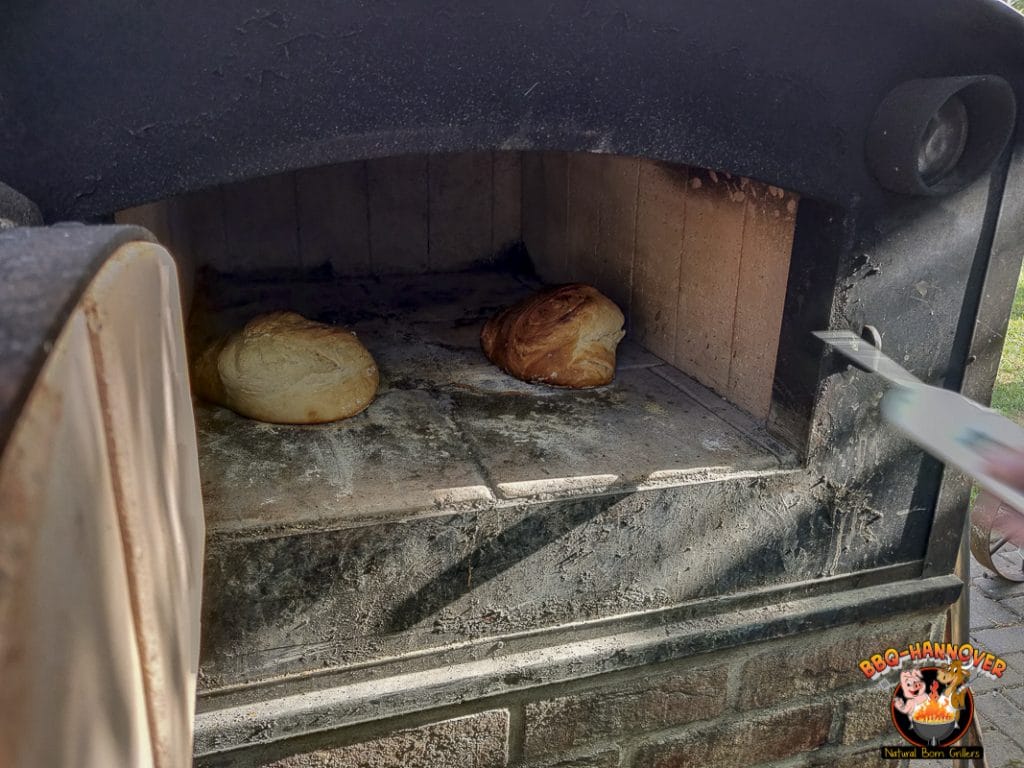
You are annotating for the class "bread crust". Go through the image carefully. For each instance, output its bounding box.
[191,311,379,423]
[481,284,625,388]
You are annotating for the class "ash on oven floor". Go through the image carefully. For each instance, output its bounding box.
[192,269,796,534]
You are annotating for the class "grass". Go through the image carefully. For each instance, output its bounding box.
[991,268,1024,425]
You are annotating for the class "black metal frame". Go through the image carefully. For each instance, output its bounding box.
[3,0,1023,220]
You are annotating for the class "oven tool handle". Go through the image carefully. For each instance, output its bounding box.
[814,330,1024,517]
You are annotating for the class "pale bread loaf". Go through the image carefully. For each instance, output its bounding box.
[192,311,378,423]
[481,284,625,388]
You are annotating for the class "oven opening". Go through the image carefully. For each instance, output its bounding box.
[117,150,800,535]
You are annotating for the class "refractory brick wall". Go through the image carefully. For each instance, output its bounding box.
[520,154,798,419]
[203,610,943,768]
[115,152,524,281]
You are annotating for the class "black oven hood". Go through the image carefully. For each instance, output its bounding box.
[2,0,1024,221]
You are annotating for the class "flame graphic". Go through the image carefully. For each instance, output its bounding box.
[912,697,957,724]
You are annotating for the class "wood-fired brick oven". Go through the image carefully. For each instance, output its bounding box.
[3,2,1024,767]
[113,147,805,692]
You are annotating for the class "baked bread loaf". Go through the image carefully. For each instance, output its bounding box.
[192,311,378,423]
[481,284,625,388]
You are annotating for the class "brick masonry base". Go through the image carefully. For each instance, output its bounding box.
[211,611,944,768]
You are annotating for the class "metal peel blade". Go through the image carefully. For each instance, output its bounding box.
[813,330,921,386]
[814,329,1024,517]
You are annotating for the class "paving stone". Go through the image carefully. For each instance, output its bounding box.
[1000,684,1024,711]
[977,728,1024,767]
[972,593,1022,629]
[973,572,1024,601]
[971,627,1024,658]
[970,552,1024,768]
[974,691,1024,749]
[1003,595,1024,618]
[968,652,1024,694]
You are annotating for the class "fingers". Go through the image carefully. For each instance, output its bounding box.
[984,449,1024,492]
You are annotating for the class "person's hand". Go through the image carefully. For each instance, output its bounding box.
[978,449,1024,547]
[984,449,1024,494]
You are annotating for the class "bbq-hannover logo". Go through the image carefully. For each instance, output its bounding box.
[891,664,973,748]
[858,641,1007,760]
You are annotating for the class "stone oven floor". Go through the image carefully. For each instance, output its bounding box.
[193,268,796,534]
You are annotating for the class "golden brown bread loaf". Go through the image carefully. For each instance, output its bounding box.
[191,311,379,423]
[481,284,625,388]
